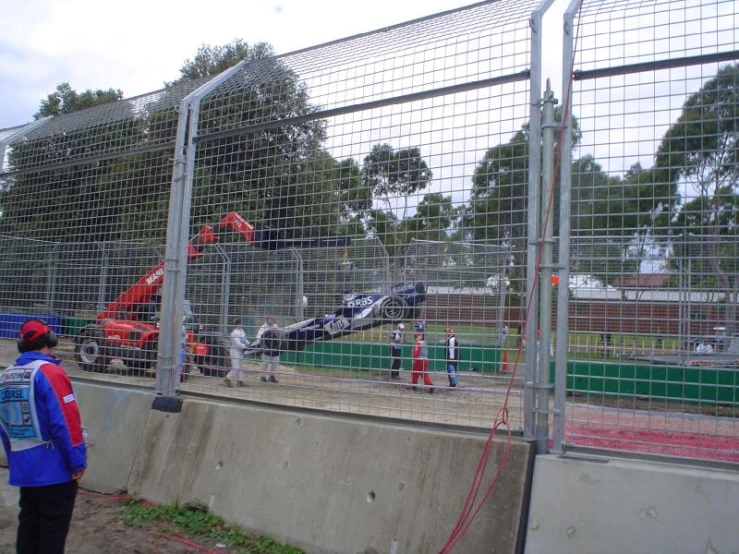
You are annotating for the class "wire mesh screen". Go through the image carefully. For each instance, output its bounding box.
[0,0,543,431]
[0,237,165,321]
[0,237,54,316]
[0,125,27,144]
[186,245,302,330]
[297,237,391,314]
[0,80,204,372]
[404,239,512,341]
[50,242,164,318]
[564,0,739,462]
[176,0,538,427]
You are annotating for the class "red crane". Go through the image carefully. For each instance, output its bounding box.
[74,213,346,375]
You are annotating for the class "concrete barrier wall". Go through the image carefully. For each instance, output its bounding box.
[0,376,533,553]
[74,382,154,493]
[126,399,534,554]
[525,454,739,554]
[6,376,739,554]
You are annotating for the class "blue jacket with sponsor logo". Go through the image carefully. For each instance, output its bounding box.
[0,352,87,487]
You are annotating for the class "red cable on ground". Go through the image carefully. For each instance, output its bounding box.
[78,488,156,506]
[437,4,584,551]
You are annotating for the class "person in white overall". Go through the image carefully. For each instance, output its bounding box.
[225,318,248,387]
[257,315,280,383]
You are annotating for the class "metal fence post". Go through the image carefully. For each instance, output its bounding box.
[535,81,557,454]
[157,60,248,399]
[525,0,555,441]
[214,244,231,336]
[552,0,581,454]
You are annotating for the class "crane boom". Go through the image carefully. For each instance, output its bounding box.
[96,213,350,323]
[96,213,255,322]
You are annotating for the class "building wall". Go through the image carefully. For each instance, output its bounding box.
[423,295,731,337]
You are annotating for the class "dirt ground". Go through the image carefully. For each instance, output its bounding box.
[0,468,244,554]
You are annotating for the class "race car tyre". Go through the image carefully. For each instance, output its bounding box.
[380,296,408,322]
[74,326,110,373]
[261,328,288,356]
[196,336,230,378]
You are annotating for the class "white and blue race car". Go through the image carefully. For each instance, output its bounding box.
[252,281,426,355]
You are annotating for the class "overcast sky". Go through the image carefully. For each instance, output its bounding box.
[0,0,569,129]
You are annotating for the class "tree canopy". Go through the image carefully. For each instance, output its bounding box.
[168,39,275,85]
[358,143,435,265]
[35,82,123,119]
[657,63,739,330]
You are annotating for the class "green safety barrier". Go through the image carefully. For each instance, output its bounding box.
[280,340,503,373]
[552,361,739,406]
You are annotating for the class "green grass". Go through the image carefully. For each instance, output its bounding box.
[119,497,303,554]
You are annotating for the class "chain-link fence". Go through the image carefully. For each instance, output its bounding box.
[556,0,739,462]
[4,0,736,464]
[170,0,544,427]
[404,239,512,343]
[0,0,545,432]
[0,237,163,320]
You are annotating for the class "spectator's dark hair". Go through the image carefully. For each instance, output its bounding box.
[18,319,58,353]
[234,318,242,326]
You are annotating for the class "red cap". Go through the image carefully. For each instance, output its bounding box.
[19,320,50,345]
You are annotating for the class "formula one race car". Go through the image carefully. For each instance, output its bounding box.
[251,281,426,355]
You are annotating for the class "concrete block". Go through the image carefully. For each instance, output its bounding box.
[525,454,739,554]
[128,398,534,554]
[74,382,154,493]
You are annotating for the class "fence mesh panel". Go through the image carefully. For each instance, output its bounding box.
[0,0,539,431]
[180,0,537,426]
[0,237,54,316]
[1,0,737,462]
[563,0,739,462]
[404,239,512,341]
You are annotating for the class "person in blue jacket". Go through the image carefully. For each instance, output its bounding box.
[0,319,87,554]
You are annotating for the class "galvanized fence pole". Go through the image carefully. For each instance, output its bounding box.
[535,81,557,454]
[552,0,580,454]
[525,0,555,442]
[214,244,231,337]
[156,60,248,398]
[155,94,191,397]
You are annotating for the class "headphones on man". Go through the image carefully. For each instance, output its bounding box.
[17,319,59,353]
